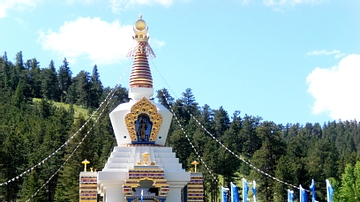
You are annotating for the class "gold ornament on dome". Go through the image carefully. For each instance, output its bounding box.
[125,97,162,143]
[127,15,155,59]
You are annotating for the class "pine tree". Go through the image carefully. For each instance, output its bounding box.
[12,80,31,109]
[306,137,339,201]
[166,129,192,169]
[89,65,103,108]
[41,60,59,100]
[238,115,262,158]
[55,116,98,202]
[274,134,309,201]
[1,52,11,89]
[337,161,360,201]
[14,52,28,92]
[172,88,199,126]
[156,88,174,109]
[58,58,72,102]
[202,140,220,201]
[27,58,42,98]
[181,88,199,117]
[249,121,286,201]
[211,106,230,137]
[1,108,27,201]
[72,70,91,107]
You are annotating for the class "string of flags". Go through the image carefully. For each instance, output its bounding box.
[0,84,120,187]
[221,179,334,202]
[160,87,301,190]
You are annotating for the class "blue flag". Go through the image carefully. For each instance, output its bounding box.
[300,185,308,202]
[252,180,257,202]
[326,179,334,202]
[287,189,294,202]
[310,179,316,202]
[230,182,239,202]
[221,186,229,202]
[242,178,249,202]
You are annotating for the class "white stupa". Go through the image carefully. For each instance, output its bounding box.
[97,15,204,202]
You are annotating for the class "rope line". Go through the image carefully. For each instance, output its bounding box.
[150,60,179,99]
[187,102,302,190]
[0,87,114,187]
[24,63,132,200]
[0,64,130,187]
[152,61,303,191]
[25,88,114,201]
[160,89,220,185]
[151,61,219,184]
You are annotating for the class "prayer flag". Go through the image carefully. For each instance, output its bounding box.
[310,179,316,202]
[230,182,239,202]
[300,185,308,202]
[326,179,334,202]
[287,189,294,202]
[252,180,257,202]
[221,186,229,202]
[242,178,249,202]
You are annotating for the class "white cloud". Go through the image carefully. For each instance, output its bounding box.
[306,54,360,121]
[264,0,325,9]
[110,0,174,13]
[66,0,94,5]
[306,49,345,58]
[15,17,25,24]
[38,17,133,65]
[0,0,39,18]
[150,38,166,48]
[38,17,164,65]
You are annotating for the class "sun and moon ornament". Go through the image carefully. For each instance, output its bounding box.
[127,15,156,59]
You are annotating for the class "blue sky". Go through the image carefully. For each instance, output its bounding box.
[1,0,359,125]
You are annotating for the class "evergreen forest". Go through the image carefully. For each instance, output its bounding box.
[1,51,360,202]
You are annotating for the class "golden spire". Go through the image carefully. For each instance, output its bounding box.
[82,159,90,172]
[127,15,155,88]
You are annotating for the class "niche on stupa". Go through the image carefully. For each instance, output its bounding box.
[125,97,162,144]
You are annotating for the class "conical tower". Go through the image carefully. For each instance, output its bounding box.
[108,15,172,146]
[97,16,203,202]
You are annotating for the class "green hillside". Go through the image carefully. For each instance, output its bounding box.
[2,52,360,201]
[33,98,90,120]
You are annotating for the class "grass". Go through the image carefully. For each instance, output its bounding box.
[33,98,90,120]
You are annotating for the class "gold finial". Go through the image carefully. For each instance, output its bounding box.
[135,14,146,31]
[90,167,93,172]
[191,161,199,173]
[127,15,155,59]
[82,159,90,172]
[142,152,150,165]
[133,14,148,38]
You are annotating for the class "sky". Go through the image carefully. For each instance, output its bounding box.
[1,0,360,126]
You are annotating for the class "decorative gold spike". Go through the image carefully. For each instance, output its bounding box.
[82,159,90,172]
[191,161,199,173]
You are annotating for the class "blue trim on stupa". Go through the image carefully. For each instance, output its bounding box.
[125,195,167,202]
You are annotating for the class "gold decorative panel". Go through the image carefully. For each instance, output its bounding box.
[125,97,162,143]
